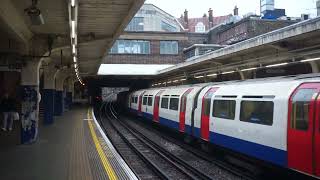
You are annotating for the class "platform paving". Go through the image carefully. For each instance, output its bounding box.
[0,105,111,180]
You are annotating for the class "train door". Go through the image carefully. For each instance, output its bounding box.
[138,91,146,116]
[153,90,165,123]
[288,83,320,176]
[201,87,219,141]
[179,88,193,132]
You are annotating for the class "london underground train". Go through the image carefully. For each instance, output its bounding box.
[127,74,320,178]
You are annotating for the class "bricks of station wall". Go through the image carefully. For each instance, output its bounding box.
[208,18,298,45]
[104,32,207,65]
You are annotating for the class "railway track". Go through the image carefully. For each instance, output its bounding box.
[97,102,161,179]
[102,102,216,180]
[118,112,257,179]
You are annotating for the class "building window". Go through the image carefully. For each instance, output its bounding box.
[160,41,178,55]
[125,17,144,31]
[161,21,177,32]
[169,98,179,111]
[195,22,206,33]
[240,101,274,126]
[212,100,236,120]
[161,97,169,109]
[110,40,150,54]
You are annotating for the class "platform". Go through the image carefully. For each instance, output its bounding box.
[0,106,137,180]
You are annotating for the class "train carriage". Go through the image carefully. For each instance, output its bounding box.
[128,74,320,178]
[129,90,145,113]
[140,89,164,120]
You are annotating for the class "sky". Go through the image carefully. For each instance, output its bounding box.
[145,0,318,18]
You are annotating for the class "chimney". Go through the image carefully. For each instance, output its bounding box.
[234,6,239,16]
[317,0,320,16]
[184,9,189,24]
[208,8,213,28]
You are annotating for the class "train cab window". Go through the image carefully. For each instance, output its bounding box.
[143,96,148,105]
[203,91,215,116]
[161,97,169,109]
[135,97,138,103]
[212,100,236,120]
[131,96,134,103]
[240,101,274,125]
[148,96,153,106]
[169,98,179,111]
[291,89,317,131]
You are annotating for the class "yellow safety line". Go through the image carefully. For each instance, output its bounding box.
[87,108,118,180]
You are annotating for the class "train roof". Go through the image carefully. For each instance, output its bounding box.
[131,73,320,95]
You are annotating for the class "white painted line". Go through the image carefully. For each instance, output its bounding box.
[91,109,138,180]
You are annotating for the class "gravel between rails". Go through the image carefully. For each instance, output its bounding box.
[122,116,242,180]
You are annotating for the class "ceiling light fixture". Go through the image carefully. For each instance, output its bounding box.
[195,75,204,79]
[300,57,320,63]
[207,73,217,77]
[266,62,288,68]
[72,45,76,54]
[241,67,257,72]
[221,71,235,75]
[71,21,76,38]
[71,0,75,7]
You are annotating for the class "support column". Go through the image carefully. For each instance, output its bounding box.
[66,78,74,109]
[43,62,59,124]
[310,61,320,73]
[238,70,245,80]
[54,69,70,116]
[20,59,41,144]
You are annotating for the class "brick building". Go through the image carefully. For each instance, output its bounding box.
[103,4,209,65]
[103,4,301,66]
[103,31,207,64]
[177,8,231,33]
[208,16,299,45]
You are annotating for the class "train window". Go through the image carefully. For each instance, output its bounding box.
[212,100,236,120]
[131,96,134,103]
[291,89,317,131]
[143,96,148,105]
[240,101,274,125]
[169,98,179,111]
[148,96,153,106]
[161,97,169,109]
[135,97,138,103]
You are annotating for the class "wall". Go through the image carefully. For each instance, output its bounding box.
[208,17,298,45]
[104,32,207,64]
[127,4,181,32]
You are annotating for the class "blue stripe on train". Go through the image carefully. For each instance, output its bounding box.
[142,112,153,120]
[158,117,287,167]
[159,117,179,130]
[209,132,287,167]
[185,125,200,138]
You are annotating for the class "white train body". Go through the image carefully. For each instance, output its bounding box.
[128,74,320,178]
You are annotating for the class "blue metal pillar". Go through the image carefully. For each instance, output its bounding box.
[20,85,38,144]
[43,89,55,124]
[54,90,63,116]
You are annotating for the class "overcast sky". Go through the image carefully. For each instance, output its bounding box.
[145,0,318,18]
